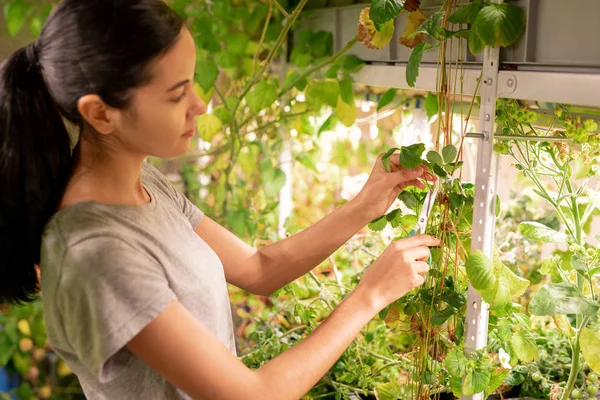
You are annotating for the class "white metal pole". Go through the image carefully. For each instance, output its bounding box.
[461,41,501,400]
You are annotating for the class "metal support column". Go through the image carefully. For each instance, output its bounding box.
[461,41,502,400]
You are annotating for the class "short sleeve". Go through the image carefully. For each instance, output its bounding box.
[56,236,177,383]
[142,162,204,227]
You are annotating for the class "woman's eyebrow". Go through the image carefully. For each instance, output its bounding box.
[167,79,189,92]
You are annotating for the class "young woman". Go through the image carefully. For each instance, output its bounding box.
[0,1,440,399]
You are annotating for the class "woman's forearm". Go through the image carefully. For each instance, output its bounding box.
[254,289,379,399]
[255,199,369,295]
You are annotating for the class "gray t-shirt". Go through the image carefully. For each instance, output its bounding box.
[40,162,237,399]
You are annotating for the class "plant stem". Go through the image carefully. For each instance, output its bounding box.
[232,0,308,119]
[277,36,359,98]
[253,0,273,76]
[213,85,229,110]
[560,176,587,400]
[272,0,290,18]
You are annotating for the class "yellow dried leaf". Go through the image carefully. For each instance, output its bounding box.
[399,10,426,49]
[357,8,395,50]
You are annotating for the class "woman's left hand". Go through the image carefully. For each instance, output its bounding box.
[352,152,437,221]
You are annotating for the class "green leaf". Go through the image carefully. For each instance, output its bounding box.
[448,2,483,25]
[0,333,16,366]
[529,283,600,316]
[374,382,417,400]
[12,352,31,376]
[442,145,458,163]
[471,4,525,48]
[505,369,525,386]
[445,349,469,378]
[399,191,419,211]
[511,330,538,362]
[400,214,418,229]
[465,251,496,291]
[247,4,269,36]
[463,367,491,396]
[426,151,443,166]
[310,31,333,58]
[196,59,219,93]
[501,264,530,298]
[424,92,439,120]
[227,209,250,237]
[399,143,426,169]
[482,261,529,310]
[296,152,318,173]
[4,0,28,37]
[433,164,447,178]
[571,253,588,273]
[442,290,466,308]
[262,167,287,197]
[368,215,388,231]
[341,55,366,72]
[378,304,391,320]
[14,383,34,400]
[29,16,43,37]
[386,208,403,228]
[283,70,308,91]
[468,27,485,54]
[290,51,313,68]
[192,18,220,52]
[306,80,340,109]
[339,78,354,106]
[196,114,222,142]
[215,52,238,69]
[431,307,456,326]
[324,64,340,79]
[407,42,426,88]
[318,114,338,136]
[519,221,568,243]
[334,96,357,127]
[485,369,510,398]
[369,0,405,31]
[381,147,400,172]
[224,33,250,56]
[580,328,600,375]
[377,88,397,111]
[450,377,463,397]
[246,81,277,114]
[212,106,232,125]
[416,11,446,40]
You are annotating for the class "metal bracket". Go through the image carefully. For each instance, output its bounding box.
[498,73,517,96]
[465,132,572,142]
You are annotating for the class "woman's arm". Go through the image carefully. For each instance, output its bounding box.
[197,156,433,296]
[195,198,367,296]
[128,234,438,400]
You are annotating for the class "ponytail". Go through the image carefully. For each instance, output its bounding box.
[0,43,73,304]
[1,0,184,304]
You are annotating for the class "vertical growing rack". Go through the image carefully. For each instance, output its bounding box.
[296,1,600,398]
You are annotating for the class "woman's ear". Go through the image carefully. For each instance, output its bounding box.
[77,94,120,135]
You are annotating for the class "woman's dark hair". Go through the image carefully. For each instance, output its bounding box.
[0,0,184,304]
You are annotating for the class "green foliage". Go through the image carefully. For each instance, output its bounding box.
[470,3,526,54]
[465,251,496,291]
[369,0,405,31]
[0,300,83,399]
[376,89,396,111]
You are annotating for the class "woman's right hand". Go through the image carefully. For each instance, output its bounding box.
[356,234,441,313]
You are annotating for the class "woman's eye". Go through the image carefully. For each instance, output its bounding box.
[172,89,187,103]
